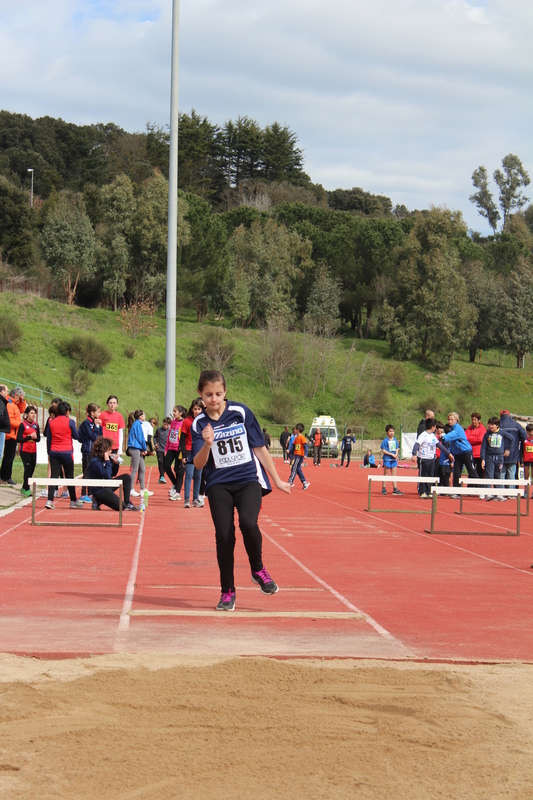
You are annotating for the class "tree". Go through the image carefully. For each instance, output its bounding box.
[470,155,530,232]
[461,261,502,362]
[499,263,533,368]
[0,176,34,267]
[381,209,477,365]
[494,154,530,229]
[97,174,136,310]
[225,218,312,327]
[302,264,342,397]
[470,166,500,234]
[41,193,95,304]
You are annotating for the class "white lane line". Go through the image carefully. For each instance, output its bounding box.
[312,493,533,578]
[262,528,405,646]
[116,468,153,633]
[0,508,46,538]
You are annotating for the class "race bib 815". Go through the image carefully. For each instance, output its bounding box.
[211,423,252,470]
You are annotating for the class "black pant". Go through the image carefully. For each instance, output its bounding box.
[453,451,478,488]
[156,451,165,478]
[207,482,263,592]
[82,452,92,496]
[473,457,483,479]
[341,449,351,467]
[0,438,17,481]
[21,451,36,491]
[164,450,184,491]
[94,474,131,510]
[314,445,322,466]
[418,458,435,495]
[48,452,76,501]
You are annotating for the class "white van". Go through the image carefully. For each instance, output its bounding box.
[308,416,338,458]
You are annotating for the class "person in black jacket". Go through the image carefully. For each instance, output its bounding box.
[499,410,526,486]
[280,427,290,463]
[0,385,10,464]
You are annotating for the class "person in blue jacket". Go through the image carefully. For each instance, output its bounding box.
[440,412,478,496]
[87,437,139,511]
[498,410,526,486]
[127,410,151,498]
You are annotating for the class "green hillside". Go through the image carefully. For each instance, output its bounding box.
[1,292,532,437]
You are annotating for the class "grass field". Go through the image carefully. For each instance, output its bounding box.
[1,292,532,439]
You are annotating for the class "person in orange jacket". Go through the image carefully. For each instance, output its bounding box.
[0,387,27,485]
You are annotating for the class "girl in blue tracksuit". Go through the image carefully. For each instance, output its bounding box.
[78,403,102,502]
[127,410,148,497]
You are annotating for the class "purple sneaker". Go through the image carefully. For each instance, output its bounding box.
[216,590,236,611]
[251,568,279,595]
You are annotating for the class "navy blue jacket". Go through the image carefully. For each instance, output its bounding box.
[78,418,103,455]
[498,414,526,463]
[480,429,514,462]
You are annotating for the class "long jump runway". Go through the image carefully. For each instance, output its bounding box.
[1,463,532,661]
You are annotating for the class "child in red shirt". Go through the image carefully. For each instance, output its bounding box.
[522,424,533,498]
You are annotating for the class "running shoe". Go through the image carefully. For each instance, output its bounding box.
[40,489,47,498]
[478,495,485,500]
[124,503,140,512]
[130,489,140,497]
[381,488,387,495]
[92,500,101,510]
[20,488,32,497]
[158,477,166,484]
[392,488,404,496]
[192,498,204,508]
[485,496,493,501]
[216,590,236,611]
[80,495,92,504]
[497,496,508,502]
[70,500,84,508]
[288,482,295,488]
[420,493,428,499]
[45,500,55,509]
[450,494,461,500]
[61,491,69,499]
[251,568,279,595]
[169,492,181,501]
[303,481,310,490]
[183,500,190,508]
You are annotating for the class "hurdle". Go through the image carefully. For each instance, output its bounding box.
[424,486,522,536]
[29,478,124,528]
[457,477,530,517]
[365,475,440,513]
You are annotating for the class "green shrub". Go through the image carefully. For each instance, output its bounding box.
[68,363,93,396]
[124,345,136,359]
[190,327,235,372]
[418,396,442,416]
[154,357,166,370]
[0,316,22,353]
[58,333,111,373]
[265,389,296,424]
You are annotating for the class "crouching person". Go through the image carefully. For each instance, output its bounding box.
[87,436,139,512]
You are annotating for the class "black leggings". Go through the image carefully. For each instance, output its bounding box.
[48,452,76,501]
[0,438,17,481]
[21,452,36,491]
[452,451,478,488]
[341,449,351,466]
[94,474,131,510]
[207,482,264,592]
[164,450,184,492]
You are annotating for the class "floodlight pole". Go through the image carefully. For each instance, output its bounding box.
[27,168,34,206]
[165,0,179,415]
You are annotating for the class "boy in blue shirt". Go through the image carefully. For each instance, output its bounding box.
[380,425,403,496]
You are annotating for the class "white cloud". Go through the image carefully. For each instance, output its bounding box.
[0,0,531,230]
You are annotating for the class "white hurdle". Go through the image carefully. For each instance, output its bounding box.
[425,486,522,536]
[457,477,530,517]
[29,478,124,528]
[366,475,440,514]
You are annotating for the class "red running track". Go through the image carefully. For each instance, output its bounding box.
[0,462,532,661]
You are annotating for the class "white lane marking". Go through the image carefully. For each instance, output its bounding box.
[312,493,533,578]
[262,528,405,646]
[116,468,153,633]
[0,508,46,538]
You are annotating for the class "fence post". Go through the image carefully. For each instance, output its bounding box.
[400,424,403,459]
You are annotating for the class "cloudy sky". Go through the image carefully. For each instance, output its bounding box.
[1,0,531,231]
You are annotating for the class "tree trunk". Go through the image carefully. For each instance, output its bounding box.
[517,351,525,369]
[364,303,373,339]
[420,330,428,361]
[357,310,363,340]
[469,344,477,363]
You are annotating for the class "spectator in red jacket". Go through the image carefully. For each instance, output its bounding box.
[465,412,487,478]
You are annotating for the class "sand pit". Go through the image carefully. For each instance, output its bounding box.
[0,655,532,799]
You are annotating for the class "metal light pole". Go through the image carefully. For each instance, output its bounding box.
[164,0,179,416]
[27,168,34,206]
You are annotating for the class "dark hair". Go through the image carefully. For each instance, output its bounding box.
[92,436,114,459]
[106,395,118,405]
[188,398,204,416]
[435,421,444,430]
[52,397,62,404]
[296,422,304,433]
[385,424,395,433]
[471,412,482,421]
[56,402,69,416]
[127,412,135,431]
[197,370,226,393]
[347,428,351,434]
[163,416,172,425]
[25,405,38,415]
[48,403,58,418]
[174,405,187,416]
[425,418,436,430]
[86,403,100,415]
[488,416,500,426]
[526,424,533,433]
[134,409,144,420]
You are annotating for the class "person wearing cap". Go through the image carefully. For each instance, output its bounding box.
[498,410,526,488]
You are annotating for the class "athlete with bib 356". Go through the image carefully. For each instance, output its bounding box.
[192,369,291,611]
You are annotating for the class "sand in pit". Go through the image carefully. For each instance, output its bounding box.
[0,654,532,799]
